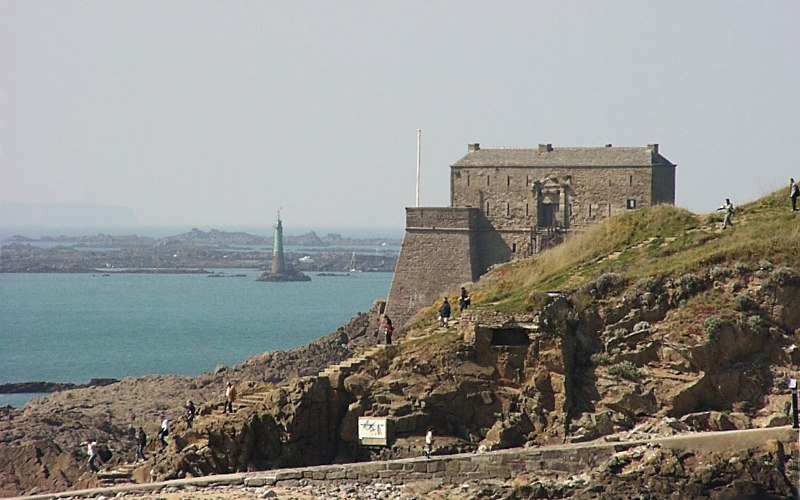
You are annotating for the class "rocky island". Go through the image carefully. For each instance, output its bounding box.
[255,213,311,282]
[2,190,799,498]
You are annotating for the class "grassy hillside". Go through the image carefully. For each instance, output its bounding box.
[473,188,800,314]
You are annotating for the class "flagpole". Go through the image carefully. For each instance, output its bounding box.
[416,129,421,207]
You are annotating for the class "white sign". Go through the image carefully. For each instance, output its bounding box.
[358,417,389,446]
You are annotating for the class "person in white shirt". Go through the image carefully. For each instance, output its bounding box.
[87,440,99,472]
[224,382,237,413]
[424,427,434,459]
[158,417,169,449]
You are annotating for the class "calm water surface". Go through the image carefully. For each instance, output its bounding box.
[0,271,392,386]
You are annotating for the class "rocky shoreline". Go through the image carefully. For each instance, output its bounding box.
[0,379,119,395]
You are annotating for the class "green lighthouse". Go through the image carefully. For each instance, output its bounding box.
[256,211,310,282]
[271,212,285,274]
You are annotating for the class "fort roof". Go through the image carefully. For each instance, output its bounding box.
[452,143,675,169]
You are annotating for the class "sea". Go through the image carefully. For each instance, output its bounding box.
[0,269,394,408]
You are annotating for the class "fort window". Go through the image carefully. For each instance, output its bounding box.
[525,203,529,216]
[588,204,593,217]
[490,328,530,347]
[467,174,470,187]
[512,242,517,253]
[486,202,490,216]
[487,175,490,186]
[629,175,633,187]
[627,199,637,209]
[507,176,511,187]
[526,175,530,186]
[506,203,510,216]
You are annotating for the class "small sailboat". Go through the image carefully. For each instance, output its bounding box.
[349,251,358,272]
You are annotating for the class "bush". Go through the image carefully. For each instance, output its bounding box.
[759,260,774,272]
[607,361,642,381]
[677,273,706,298]
[770,267,799,287]
[710,266,734,281]
[733,295,757,312]
[614,328,628,337]
[746,315,766,333]
[734,261,751,276]
[633,321,650,333]
[637,276,662,294]
[591,352,612,366]
[703,316,727,338]
[585,272,625,298]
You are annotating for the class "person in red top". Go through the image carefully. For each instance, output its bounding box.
[383,315,394,345]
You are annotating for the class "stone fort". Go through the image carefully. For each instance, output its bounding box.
[386,142,677,329]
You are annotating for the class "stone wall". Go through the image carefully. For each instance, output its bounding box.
[385,208,481,330]
[450,165,660,234]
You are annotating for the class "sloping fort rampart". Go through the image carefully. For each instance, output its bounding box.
[386,142,677,330]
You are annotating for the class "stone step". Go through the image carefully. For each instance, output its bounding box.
[238,395,265,403]
[97,469,133,480]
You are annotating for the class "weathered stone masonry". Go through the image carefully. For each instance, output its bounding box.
[387,143,676,329]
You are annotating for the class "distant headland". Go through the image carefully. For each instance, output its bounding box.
[0,228,400,274]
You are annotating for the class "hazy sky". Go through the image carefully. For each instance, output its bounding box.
[2,1,799,230]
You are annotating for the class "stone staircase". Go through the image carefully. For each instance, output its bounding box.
[318,344,388,389]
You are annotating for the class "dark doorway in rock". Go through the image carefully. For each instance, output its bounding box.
[490,328,530,347]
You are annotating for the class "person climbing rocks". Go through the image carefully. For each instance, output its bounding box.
[224,382,237,414]
[383,315,394,345]
[790,178,799,211]
[439,297,451,326]
[158,416,169,449]
[87,440,99,472]
[459,287,470,312]
[424,427,435,459]
[717,198,735,229]
[135,427,147,461]
[185,400,196,429]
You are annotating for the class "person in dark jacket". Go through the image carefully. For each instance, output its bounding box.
[439,297,451,326]
[459,287,470,312]
[135,427,147,461]
[185,400,196,429]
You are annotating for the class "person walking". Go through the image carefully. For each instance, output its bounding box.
[790,178,799,211]
[158,416,169,449]
[185,400,196,429]
[439,297,451,326]
[459,287,470,312]
[224,382,237,414]
[383,315,394,345]
[717,198,735,229]
[424,427,434,459]
[87,440,99,472]
[135,427,147,461]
